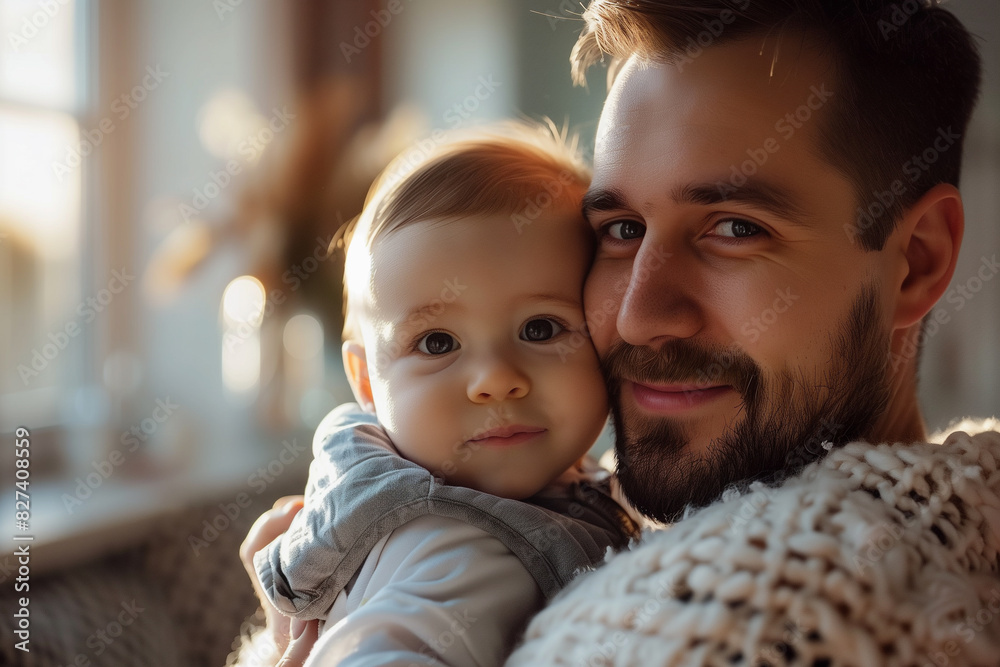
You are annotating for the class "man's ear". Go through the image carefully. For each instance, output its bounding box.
[342,341,376,413]
[890,183,964,330]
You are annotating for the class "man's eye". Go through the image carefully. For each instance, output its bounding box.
[603,220,646,241]
[714,218,763,238]
[417,332,458,355]
[520,318,565,342]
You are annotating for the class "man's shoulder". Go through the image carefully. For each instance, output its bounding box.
[929,416,1000,443]
[507,423,1000,666]
[819,417,1000,490]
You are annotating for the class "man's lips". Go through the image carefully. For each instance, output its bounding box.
[627,381,735,414]
[467,425,546,447]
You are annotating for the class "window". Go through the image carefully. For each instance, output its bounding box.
[0,0,94,474]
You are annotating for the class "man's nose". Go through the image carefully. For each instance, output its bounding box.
[467,354,530,403]
[615,242,702,346]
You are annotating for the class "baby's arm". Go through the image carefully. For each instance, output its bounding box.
[306,515,544,666]
[253,403,547,665]
[254,403,412,618]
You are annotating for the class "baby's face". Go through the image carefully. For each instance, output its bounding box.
[359,207,609,499]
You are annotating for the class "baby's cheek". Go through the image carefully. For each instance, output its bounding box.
[385,424,441,476]
[560,358,610,429]
[375,385,429,454]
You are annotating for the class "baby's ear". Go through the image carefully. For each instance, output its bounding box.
[342,341,376,413]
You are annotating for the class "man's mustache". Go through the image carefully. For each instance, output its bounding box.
[600,339,761,400]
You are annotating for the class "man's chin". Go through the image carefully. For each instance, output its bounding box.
[602,281,892,525]
[612,414,740,524]
[613,395,885,525]
[611,406,807,525]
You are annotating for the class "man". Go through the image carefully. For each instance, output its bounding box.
[503,1,1000,664]
[239,1,998,664]
[573,0,978,526]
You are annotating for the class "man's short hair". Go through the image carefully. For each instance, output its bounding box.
[339,121,591,343]
[572,0,982,251]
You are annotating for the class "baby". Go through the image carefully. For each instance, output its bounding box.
[253,122,639,666]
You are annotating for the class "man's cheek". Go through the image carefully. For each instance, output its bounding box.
[584,302,619,356]
[584,273,625,353]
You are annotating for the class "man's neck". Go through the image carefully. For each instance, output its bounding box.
[870,326,928,445]
[870,393,926,444]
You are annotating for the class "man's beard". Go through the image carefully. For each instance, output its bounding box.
[603,282,891,524]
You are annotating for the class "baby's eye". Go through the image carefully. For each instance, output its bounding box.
[520,318,565,342]
[417,332,458,355]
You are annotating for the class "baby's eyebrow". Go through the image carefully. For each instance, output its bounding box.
[398,301,464,324]
[392,294,582,329]
[523,293,583,310]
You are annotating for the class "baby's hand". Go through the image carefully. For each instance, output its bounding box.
[240,496,319,666]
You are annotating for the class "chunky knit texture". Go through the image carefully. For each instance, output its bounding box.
[506,420,1000,667]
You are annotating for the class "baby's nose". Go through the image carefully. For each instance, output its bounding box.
[467,357,530,403]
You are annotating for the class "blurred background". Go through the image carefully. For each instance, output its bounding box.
[0,0,997,665]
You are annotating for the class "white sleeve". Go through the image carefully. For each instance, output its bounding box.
[304,515,544,667]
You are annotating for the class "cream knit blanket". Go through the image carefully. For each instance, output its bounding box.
[506,419,1000,667]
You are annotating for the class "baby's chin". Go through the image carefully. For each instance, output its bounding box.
[451,472,549,501]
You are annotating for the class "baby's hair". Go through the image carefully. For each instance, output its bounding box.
[339,120,592,343]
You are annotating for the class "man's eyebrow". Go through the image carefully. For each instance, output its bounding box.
[582,181,810,224]
[581,187,628,220]
[673,181,810,223]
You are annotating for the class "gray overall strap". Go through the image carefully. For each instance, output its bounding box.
[255,404,637,619]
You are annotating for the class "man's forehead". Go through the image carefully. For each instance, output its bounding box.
[593,40,838,192]
[596,38,836,148]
